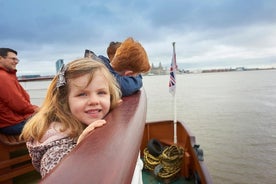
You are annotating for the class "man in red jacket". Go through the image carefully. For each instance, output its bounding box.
[0,48,39,135]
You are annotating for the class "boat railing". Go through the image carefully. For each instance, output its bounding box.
[18,76,54,82]
[19,77,53,105]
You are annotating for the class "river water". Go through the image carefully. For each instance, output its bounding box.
[22,69,276,184]
[143,70,276,184]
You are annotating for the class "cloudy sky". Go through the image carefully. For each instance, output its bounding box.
[1,0,276,75]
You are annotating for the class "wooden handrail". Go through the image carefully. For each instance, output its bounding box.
[18,76,53,82]
[40,88,147,184]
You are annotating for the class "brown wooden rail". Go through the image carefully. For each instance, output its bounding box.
[40,88,147,184]
[18,76,54,82]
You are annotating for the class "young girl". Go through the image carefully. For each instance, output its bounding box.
[21,58,122,177]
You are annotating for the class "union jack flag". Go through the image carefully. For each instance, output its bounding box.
[169,42,177,95]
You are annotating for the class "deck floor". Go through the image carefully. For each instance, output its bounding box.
[142,170,194,184]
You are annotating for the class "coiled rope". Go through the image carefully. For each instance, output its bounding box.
[143,142,184,180]
[143,147,160,170]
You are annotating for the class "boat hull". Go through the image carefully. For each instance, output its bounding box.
[141,120,212,184]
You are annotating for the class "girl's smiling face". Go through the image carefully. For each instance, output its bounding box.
[68,71,111,126]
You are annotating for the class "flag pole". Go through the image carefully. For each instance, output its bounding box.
[169,42,177,143]
[172,42,177,144]
[173,94,177,144]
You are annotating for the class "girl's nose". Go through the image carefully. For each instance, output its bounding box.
[88,94,99,106]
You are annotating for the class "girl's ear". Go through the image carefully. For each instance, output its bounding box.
[123,70,137,76]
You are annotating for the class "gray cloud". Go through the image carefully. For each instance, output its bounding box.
[1,0,276,75]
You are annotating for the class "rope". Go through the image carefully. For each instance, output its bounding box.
[143,144,185,180]
[143,147,160,170]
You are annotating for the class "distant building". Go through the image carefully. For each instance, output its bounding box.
[149,62,167,75]
[235,67,245,71]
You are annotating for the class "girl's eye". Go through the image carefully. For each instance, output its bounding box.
[77,92,87,96]
[98,91,107,95]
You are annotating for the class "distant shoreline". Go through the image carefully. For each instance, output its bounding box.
[146,66,276,75]
[17,67,276,80]
[190,66,276,74]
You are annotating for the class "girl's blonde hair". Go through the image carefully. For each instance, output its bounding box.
[21,58,121,142]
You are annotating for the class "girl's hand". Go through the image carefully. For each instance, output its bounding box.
[77,120,107,144]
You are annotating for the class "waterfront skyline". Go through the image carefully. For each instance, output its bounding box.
[1,0,276,75]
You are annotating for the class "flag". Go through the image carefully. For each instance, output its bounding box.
[169,42,177,95]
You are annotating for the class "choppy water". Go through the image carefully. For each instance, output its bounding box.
[22,69,276,184]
